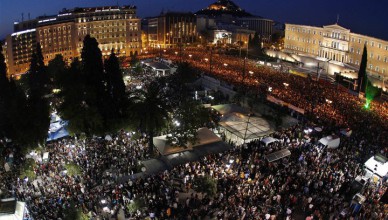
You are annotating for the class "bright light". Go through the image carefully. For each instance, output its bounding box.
[283,83,289,87]
[189,54,192,58]
[249,71,254,75]
[174,120,180,127]
[175,51,178,55]
[224,63,228,67]
[364,99,371,110]
[326,99,332,104]
[268,87,273,92]
[204,58,209,61]
[101,199,107,204]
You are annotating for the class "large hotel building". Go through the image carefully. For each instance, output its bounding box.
[2,5,141,77]
[284,23,388,79]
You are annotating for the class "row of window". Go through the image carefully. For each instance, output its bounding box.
[287,28,388,51]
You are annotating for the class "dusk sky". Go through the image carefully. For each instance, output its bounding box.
[1,0,387,40]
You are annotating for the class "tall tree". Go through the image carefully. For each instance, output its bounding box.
[59,58,104,136]
[48,55,67,110]
[104,51,128,130]
[6,78,31,147]
[25,43,51,146]
[128,81,169,155]
[82,35,110,133]
[358,44,368,93]
[0,47,9,138]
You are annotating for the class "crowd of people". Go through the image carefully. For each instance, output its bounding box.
[0,131,149,219]
[0,47,387,220]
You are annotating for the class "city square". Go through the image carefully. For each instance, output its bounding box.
[0,0,387,219]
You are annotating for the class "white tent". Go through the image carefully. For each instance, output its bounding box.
[319,135,340,148]
[261,137,279,146]
[364,155,388,178]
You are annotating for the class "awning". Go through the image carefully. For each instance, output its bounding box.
[265,148,291,162]
[261,137,279,146]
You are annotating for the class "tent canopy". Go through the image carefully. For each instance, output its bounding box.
[364,155,388,178]
[219,112,272,140]
[319,135,340,148]
[265,149,291,162]
[153,127,222,156]
[211,104,249,115]
[261,137,279,146]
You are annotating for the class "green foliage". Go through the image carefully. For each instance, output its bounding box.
[104,51,128,132]
[48,54,67,88]
[167,100,209,147]
[19,158,37,180]
[128,81,169,154]
[65,163,82,176]
[365,80,380,101]
[193,175,217,197]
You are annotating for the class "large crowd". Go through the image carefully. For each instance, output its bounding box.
[0,48,387,220]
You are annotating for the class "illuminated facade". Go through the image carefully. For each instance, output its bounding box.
[3,5,141,77]
[145,12,197,48]
[285,23,388,78]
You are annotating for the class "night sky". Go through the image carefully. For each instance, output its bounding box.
[1,0,387,40]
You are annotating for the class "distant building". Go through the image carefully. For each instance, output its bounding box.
[195,0,274,45]
[236,17,274,43]
[144,12,197,49]
[3,5,141,77]
[284,23,388,78]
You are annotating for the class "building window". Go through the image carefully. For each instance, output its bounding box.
[369,64,373,69]
[350,48,354,53]
[375,66,379,72]
[377,55,380,61]
[371,42,374,47]
[378,43,382,48]
[358,39,361,43]
[370,53,373,58]
[385,57,387,63]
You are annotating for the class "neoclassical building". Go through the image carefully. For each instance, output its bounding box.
[284,23,388,79]
[3,5,141,77]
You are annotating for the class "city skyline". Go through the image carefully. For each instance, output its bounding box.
[1,0,388,40]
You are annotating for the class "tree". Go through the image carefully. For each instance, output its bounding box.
[128,81,169,155]
[24,43,51,147]
[48,54,67,88]
[358,44,368,93]
[59,58,104,136]
[0,46,9,138]
[167,100,209,147]
[193,175,217,197]
[104,51,127,128]
[6,79,30,147]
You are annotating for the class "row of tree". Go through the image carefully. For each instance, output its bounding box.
[0,42,50,149]
[1,35,210,154]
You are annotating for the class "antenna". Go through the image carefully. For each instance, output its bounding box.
[22,13,24,22]
[336,14,340,24]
